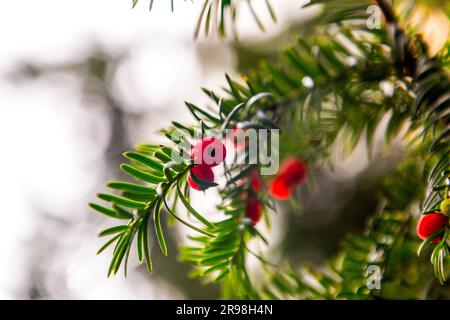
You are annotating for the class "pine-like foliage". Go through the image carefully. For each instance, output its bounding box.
[132,0,276,38]
[89,0,450,299]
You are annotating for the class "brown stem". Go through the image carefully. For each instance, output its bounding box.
[375,0,418,78]
[375,0,398,25]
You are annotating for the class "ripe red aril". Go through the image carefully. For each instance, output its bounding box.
[269,176,292,200]
[417,213,448,243]
[269,158,307,200]
[250,170,263,193]
[278,158,307,186]
[187,165,215,191]
[192,137,226,167]
[246,197,262,225]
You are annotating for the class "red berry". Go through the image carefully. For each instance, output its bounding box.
[278,158,307,187]
[417,213,448,243]
[187,165,215,191]
[269,158,307,200]
[246,197,262,225]
[192,137,226,167]
[250,171,263,193]
[269,176,292,200]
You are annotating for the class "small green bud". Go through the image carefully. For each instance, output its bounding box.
[440,198,450,217]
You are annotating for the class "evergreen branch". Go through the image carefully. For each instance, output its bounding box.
[195,0,277,39]
[260,206,411,300]
[90,130,217,275]
[260,157,425,299]
[313,0,450,288]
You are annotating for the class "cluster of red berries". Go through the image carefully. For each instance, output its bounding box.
[185,138,450,243]
[417,199,450,243]
[244,158,308,225]
[187,137,226,191]
[187,136,308,226]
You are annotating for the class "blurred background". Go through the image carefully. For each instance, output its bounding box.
[0,0,447,300]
